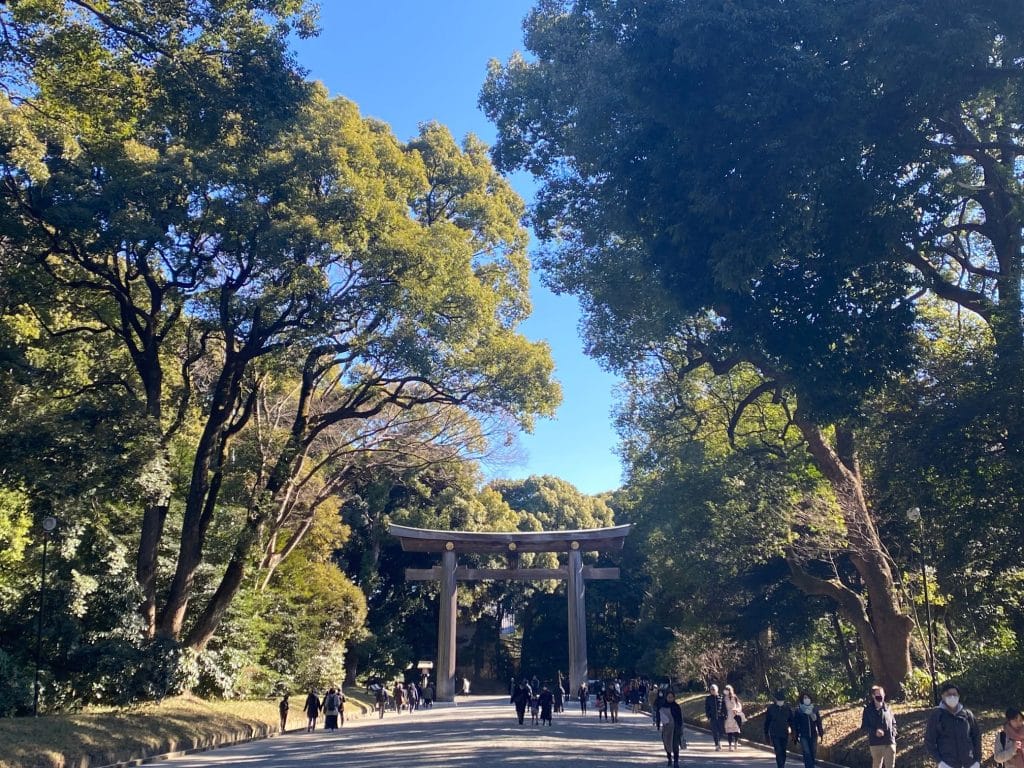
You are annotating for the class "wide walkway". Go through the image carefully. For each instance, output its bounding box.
[164,695,787,768]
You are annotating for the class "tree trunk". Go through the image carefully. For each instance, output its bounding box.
[790,415,914,697]
[155,355,246,639]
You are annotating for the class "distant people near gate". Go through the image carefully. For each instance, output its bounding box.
[862,685,897,768]
[724,684,744,750]
[706,683,727,750]
[554,678,565,713]
[394,681,406,713]
[924,682,982,768]
[578,681,589,715]
[423,680,434,708]
[607,679,621,723]
[539,684,554,726]
[512,678,532,725]
[596,687,608,721]
[303,688,321,732]
[531,685,541,725]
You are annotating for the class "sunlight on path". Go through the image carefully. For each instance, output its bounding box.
[165,696,785,768]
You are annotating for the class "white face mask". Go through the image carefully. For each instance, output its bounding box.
[944,695,959,708]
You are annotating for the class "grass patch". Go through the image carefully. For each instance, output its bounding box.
[0,689,373,768]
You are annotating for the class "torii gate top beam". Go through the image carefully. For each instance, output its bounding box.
[387,523,631,554]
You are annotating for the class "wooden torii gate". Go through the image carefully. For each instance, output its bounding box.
[388,523,632,702]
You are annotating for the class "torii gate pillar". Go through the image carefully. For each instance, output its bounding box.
[566,547,588,695]
[436,549,458,702]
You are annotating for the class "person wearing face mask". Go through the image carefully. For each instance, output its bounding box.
[862,685,898,768]
[706,683,728,750]
[925,682,981,768]
[994,708,1024,768]
[659,690,687,767]
[765,690,794,768]
[793,691,825,768]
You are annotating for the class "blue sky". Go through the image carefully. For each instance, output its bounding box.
[291,1,624,495]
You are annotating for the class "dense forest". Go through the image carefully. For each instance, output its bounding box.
[1,0,1023,716]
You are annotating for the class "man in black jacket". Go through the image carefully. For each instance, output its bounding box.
[924,682,981,768]
[706,684,727,751]
[511,679,532,725]
[862,685,898,768]
[765,690,794,768]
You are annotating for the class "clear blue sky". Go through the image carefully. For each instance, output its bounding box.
[290,1,624,495]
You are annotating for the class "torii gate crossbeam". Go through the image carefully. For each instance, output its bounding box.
[389,523,632,702]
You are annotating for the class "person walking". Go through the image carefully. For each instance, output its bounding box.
[862,685,898,768]
[578,682,589,715]
[793,691,825,768]
[278,692,290,733]
[374,685,387,718]
[659,690,687,767]
[724,684,744,750]
[512,678,532,725]
[608,680,621,723]
[423,681,434,708]
[596,688,608,722]
[539,684,555,726]
[394,681,406,713]
[706,683,727,751]
[765,690,794,768]
[653,686,666,729]
[925,682,981,768]
[303,688,321,732]
[554,680,564,713]
[994,708,1024,768]
[323,687,341,732]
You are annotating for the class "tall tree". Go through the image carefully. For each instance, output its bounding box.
[0,2,559,650]
[476,0,1024,693]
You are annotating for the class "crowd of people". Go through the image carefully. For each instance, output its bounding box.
[278,673,1018,768]
[509,675,657,726]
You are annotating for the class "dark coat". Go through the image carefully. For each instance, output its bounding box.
[925,705,982,768]
[303,693,320,717]
[705,693,727,721]
[511,684,532,708]
[765,703,793,741]
[539,690,554,717]
[862,703,898,746]
[793,706,825,741]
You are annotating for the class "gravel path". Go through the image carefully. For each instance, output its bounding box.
[163,695,788,768]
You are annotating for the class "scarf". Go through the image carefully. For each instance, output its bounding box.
[800,703,817,721]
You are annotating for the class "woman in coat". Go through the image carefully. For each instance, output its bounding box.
[723,684,744,750]
[303,688,321,732]
[793,691,825,768]
[659,690,687,767]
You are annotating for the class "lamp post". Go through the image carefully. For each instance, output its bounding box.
[907,506,938,704]
[33,516,57,717]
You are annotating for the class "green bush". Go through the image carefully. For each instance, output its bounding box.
[0,648,32,716]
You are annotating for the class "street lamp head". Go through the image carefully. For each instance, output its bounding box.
[41,516,57,532]
[907,507,921,522]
